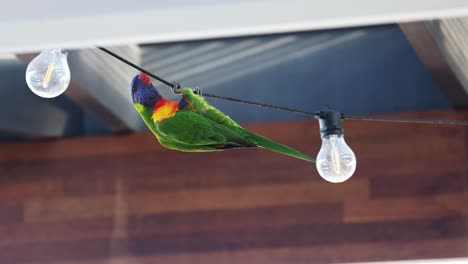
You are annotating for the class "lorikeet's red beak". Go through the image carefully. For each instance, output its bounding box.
[139,72,151,85]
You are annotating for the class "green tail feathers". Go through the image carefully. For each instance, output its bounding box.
[243,130,315,163]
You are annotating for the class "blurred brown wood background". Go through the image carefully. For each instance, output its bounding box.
[0,110,466,264]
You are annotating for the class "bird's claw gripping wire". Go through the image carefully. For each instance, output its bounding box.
[171,82,183,94]
[193,88,203,97]
[171,82,203,97]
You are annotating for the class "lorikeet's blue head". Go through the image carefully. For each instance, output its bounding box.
[131,72,161,106]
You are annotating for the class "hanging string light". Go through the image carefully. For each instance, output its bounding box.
[22,47,468,183]
[25,49,71,98]
[315,110,356,183]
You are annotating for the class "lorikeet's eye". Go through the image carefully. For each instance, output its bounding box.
[132,85,138,93]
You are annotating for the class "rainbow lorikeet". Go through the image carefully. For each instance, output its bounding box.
[131,72,315,162]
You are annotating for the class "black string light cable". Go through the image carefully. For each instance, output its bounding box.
[98,47,468,126]
[344,115,468,125]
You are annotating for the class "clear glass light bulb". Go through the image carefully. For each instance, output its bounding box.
[25,49,70,98]
[316,134,356,183]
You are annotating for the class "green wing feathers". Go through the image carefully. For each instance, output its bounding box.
[156,111,254,151]
[181,88,315,163]
[182,88,241,130]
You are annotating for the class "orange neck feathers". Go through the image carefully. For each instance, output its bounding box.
[151,98,179,122]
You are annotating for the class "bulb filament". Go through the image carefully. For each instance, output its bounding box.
[42,63,55,88]
[331,147,342,174]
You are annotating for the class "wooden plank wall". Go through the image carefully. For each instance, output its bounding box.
[0,110,466,264]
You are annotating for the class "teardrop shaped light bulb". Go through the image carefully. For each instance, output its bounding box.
[316,134,356,183]
[315,110,357,183]
[25,49,70,98]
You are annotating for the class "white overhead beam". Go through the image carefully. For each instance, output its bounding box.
[2,0,468,53]
[400,21,468,108]
[425,19,468,100]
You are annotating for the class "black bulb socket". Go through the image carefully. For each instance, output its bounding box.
[316,110,344,138]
